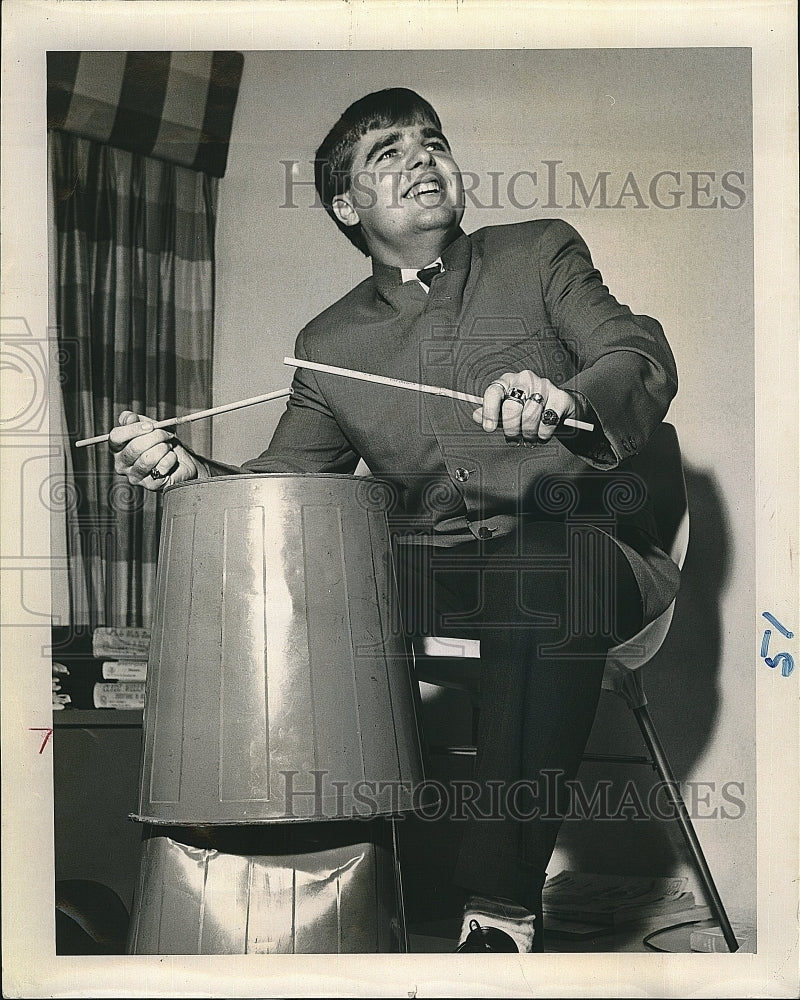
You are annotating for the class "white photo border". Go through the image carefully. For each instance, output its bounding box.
[1,1,797,997]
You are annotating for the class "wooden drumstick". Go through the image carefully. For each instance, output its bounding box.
[75,358,594,449]
[75,387,294,448]
[283,357,595,432]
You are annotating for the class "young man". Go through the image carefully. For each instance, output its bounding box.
[112,88,680,953]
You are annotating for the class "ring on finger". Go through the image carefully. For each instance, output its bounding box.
[506,386,528,405]
[530,392,545,406]
[542,408,560,426]
[488,380,509,399]
[149,445,173,482]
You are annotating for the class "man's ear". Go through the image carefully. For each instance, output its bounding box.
[332,192,360,228]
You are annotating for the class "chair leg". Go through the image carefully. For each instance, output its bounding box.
[390,816,410,953]
[471,705,480,747]
[632,703,740,952]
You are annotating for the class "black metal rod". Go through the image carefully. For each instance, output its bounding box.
[633,705,740,952]
[390,816,409,953]
[581,752,655,767]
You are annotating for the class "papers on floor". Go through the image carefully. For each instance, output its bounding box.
[542,870,698,931]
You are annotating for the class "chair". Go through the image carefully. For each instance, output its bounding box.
[411,423,740,952]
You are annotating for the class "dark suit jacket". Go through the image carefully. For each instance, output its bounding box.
[217,220,680,624]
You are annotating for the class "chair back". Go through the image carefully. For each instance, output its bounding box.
[604,423,688,680]
[622,421,689,571]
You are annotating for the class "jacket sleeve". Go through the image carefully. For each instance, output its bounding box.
[538,219,678,469]
[239,327,361,475]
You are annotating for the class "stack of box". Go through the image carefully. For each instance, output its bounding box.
[91,627,150,710]
[49,626,150,711]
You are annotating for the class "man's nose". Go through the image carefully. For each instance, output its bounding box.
[405,142,435,171]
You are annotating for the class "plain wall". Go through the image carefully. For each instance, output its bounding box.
[212,49,755,920]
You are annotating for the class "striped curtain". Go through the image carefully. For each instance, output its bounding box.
[47,51,243,178]
[49,51,242,629]
[50,130,217,628]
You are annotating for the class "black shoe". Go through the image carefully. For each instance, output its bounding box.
[455,918,519,953]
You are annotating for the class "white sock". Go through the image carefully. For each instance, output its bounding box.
[458,894,537,953]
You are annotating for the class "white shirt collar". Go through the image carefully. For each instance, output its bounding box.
[401,257,444,293]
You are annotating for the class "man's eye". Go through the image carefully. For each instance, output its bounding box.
[427,141,446,151]
[376,148,397,162]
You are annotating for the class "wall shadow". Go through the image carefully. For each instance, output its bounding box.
[549,462,735,878]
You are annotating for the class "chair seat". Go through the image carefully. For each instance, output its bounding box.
[412,624,659,709]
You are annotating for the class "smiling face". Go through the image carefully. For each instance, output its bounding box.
[331,121,465,267]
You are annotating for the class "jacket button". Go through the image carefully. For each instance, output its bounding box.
[477,526,493,540]
[454,467,470,483]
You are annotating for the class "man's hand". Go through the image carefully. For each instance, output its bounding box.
[472,370,578,446]
[109,411,199,491]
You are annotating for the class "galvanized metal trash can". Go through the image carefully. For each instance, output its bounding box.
[126,821,404,954]
[133,474,432,824]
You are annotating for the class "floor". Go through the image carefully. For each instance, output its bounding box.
[407,908,754,954]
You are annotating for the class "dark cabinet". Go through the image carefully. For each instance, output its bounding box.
[53,711,144,928]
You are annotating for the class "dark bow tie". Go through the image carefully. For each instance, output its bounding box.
[416,262,443,288]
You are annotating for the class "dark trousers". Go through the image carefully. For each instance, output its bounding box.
[395,520,644,931]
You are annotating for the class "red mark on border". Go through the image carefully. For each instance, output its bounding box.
[30,728,54,753]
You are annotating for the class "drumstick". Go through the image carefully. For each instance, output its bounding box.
[75,387,294,448]
[284,357,595,432]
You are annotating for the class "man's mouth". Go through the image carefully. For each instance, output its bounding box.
[404,178,443,199]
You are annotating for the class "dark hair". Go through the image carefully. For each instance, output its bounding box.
[314,88,443,256]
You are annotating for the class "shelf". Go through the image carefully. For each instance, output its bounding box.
[53,709,143,727]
